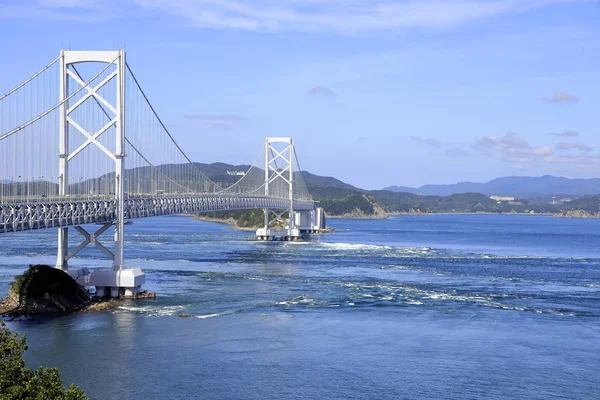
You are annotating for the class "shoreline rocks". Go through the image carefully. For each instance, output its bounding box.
[553,209,600,219]
[85,299,121,312]
[0,265,91,316]
[192,215,257,231]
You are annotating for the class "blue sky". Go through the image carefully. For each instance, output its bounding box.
[0,0,599,189]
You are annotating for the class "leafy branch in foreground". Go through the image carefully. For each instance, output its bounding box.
[0,321,87,400]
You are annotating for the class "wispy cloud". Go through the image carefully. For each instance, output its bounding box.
[540,153,600,173]
[548,130,579,137]
[39,0,102,9]
[474,133,600,173]
[184,114,246,123]
[544,91,580,103]
[139,0,590,33]
[1,0,586,33]
[556,142,593,152]
[411,136,441,148]
[474,133,552,163]
[0,0,112,21]
[307,86,336,97]
[184,113,247,130]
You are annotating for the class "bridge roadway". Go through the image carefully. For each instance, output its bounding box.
[0,194,317,234]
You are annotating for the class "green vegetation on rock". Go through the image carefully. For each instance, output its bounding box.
[204,209,265,228]
[320,193,375,215]
[198,209,291,229]
[2,265,90,316]
[0,321,88,400]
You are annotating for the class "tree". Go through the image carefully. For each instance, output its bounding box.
[0,321,87,400]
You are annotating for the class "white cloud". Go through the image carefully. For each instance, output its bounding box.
[474,133,600,173]
[474,133,552,163]
[0,0,111,21]
[1,0,588,33]
[532,145,552,155]
[556,142,593,152]
[183,113,247,130]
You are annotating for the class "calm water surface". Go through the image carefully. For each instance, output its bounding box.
[1,214,599,399]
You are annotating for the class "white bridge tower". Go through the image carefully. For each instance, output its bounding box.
[254,137,326,241]
[55,50,144,297]
[255,137,301,240]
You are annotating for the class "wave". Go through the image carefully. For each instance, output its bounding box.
[319,242,392,251]
[276,296,315,306]
[115,305,185,316]
[196,313,220,319]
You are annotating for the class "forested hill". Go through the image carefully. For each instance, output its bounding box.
[189,163,600,218]
[3,161,598,218]
[384,175,600,199]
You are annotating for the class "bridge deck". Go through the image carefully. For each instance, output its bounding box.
[0,195,316,234]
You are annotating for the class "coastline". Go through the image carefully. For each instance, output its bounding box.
[388,211,552,216]
[190,214,256,231]
[188,211,598,227]
[389,210,599,219]
[189,214,337,231]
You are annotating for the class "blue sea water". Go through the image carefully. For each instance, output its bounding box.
[1,214,599,399]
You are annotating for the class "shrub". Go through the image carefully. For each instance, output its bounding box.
[0,321,87,400]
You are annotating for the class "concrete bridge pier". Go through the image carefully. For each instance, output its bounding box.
[254,207,326,241]
[255,226,302,241]
[295,207,326,234]
[67,267,145,298]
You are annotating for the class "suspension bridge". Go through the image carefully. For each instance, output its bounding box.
[0,50,324,297]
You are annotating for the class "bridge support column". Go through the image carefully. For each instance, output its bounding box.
[56,227,69,271]
[56,50,69,272]
[256,137,301,241]
[53,50,145,297]
[113,48,126,272]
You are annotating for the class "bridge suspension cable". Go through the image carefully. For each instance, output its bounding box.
[0,50,320,298]
[0,55,118,141]
[0,52,312,207]
[0,55,60,101]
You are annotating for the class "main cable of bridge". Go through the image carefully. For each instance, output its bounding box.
[0,51,313,205]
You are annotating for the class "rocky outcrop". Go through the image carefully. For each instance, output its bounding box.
[86,299,121,312]
[328,207,388,219]
[0,265,91,316]
[554,209,600,219]
[327,195,388,219]
[124,291,157,299]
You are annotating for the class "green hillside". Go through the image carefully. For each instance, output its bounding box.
[4,161,598,221]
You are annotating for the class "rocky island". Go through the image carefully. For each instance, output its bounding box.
[0,265,91,316]
[0,264,157,317]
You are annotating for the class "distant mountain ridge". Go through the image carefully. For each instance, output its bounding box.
[384,175,600,199]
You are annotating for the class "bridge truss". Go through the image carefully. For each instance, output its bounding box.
[0,50,322,296]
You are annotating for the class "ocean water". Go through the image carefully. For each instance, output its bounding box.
[1,214,599,399]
